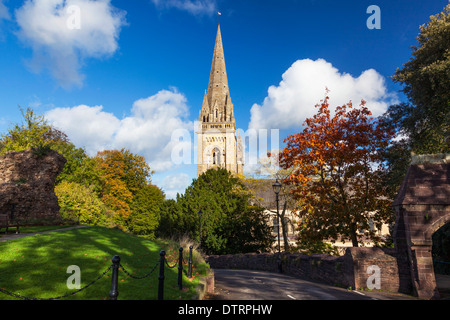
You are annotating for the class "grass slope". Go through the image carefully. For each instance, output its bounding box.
[0,226,208,300]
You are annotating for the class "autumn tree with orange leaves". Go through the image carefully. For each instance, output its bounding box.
[280,93,394,248]
[94,149,161,234]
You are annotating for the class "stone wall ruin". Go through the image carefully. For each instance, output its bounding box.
[0,149,66,225]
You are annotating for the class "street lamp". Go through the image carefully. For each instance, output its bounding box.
[198,209,202,248]
[272,179,282,273]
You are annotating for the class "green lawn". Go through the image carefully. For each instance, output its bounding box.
[0,226,209,300]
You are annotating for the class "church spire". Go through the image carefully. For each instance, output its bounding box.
[202,23,234,124]
[197,22,243,178]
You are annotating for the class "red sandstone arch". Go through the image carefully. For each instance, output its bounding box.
[424,215,450,242]
[393,155,450,299]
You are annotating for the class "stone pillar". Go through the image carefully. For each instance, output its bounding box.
[392,157,450,299]
[410,244,439,299]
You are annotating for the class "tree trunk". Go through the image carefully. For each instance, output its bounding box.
[280,202,289,251]
[350,223,359,247]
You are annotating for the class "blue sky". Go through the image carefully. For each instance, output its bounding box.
[0,0,447,198]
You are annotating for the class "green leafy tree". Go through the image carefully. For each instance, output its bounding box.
[94,149,160,231]
[158,199,185,239]
[390,3,449,154]
[121,149,154,195]
[381,4,450,197]
[55,181,109,226]
[128,184,165,239]
[60,156,104,193]
[0,107,53,153]
[173,168,273,255]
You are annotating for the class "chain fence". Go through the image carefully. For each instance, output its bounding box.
[0,245,195,300]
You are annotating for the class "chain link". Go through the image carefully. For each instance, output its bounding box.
[0,264,112,300]
[119,262,159,279]
[165,259,178,269]
[0,246,194,300]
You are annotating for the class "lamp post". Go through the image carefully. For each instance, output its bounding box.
[272,179,282,273]
[198,209,202,248]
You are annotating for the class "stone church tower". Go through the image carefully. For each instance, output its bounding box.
[197,24,244,177]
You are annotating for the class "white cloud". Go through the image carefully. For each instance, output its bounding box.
[151,0,217,16]
[115,89,193,172]
[15,0,127,89]
[159,173,191,199]
[45,104,121,153]
[45,89,194,172]
[249,58,399,131]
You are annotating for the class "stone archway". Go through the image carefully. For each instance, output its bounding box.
[393,154,450,299]
[432,220,450,298]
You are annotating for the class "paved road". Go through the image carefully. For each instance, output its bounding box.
[209,269,416,300]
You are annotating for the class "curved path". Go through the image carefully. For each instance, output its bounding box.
[0,225,89,242]
[209,269,416,300]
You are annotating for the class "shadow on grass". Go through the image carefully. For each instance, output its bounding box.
[0,226,204,300]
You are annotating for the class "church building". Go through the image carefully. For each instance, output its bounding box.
[197,24,244,177]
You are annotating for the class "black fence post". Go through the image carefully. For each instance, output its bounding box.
[178,247,183,290]
[158,250,165,300]
[188,245,193,278]
[109,255,120,300]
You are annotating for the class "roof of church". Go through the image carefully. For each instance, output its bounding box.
[243,178,296,210]
[206,24,230,108]
[393,154,450,206]
[200,24,234,124]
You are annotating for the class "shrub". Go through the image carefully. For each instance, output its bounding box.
[55,181,110,226]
